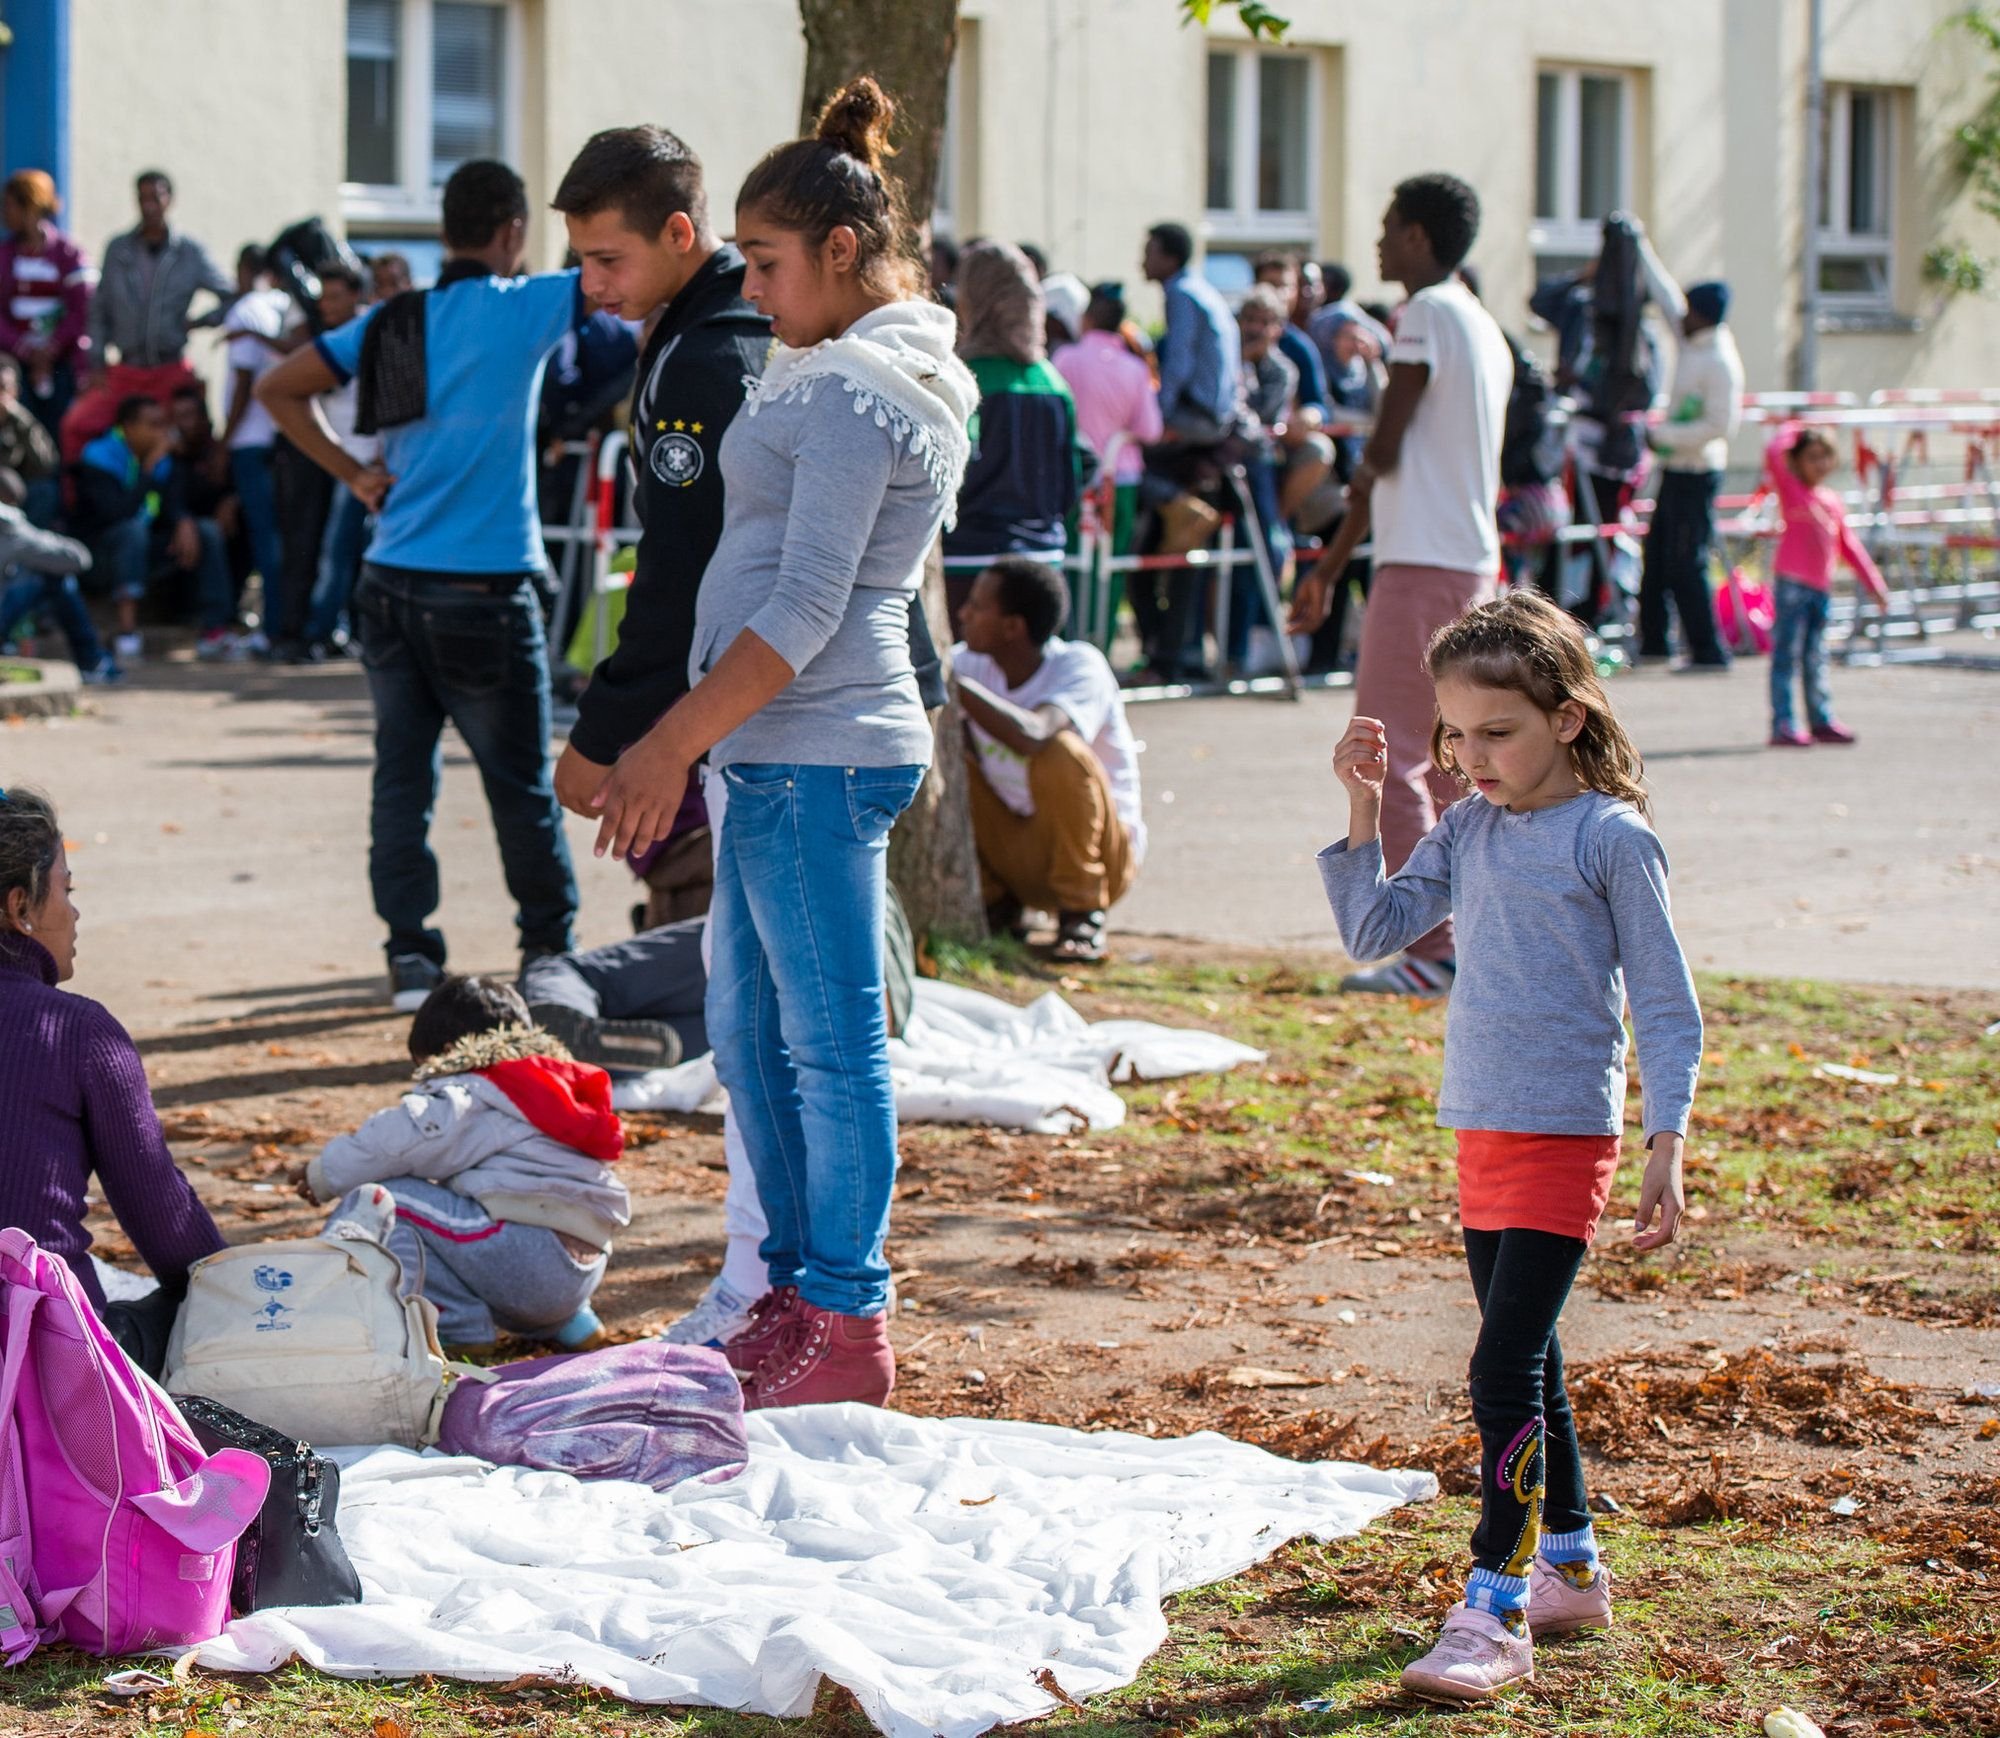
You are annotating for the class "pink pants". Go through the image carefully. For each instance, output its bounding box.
[1350,562,1496,962]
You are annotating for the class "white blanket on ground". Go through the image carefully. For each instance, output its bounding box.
[195,1407,1433,1738]
[613,979,1265,1134]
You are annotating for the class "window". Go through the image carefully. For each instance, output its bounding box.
[1204,46,1316,242]
[1818,86,1895,306]
[1532,66,1633,266]
[343,0,521,225]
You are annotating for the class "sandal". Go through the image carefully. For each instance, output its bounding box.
[1050,909,1108,964]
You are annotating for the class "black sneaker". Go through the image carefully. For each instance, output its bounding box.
[530,1002,682,1073]
[389,953,445,1013]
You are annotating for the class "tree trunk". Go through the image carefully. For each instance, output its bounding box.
[797,0,959,221]
[797,0,984,942]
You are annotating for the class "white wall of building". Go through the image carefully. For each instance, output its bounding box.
[44,0,2000,401]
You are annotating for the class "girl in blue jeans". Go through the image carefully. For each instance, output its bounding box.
[587,77,977,1409]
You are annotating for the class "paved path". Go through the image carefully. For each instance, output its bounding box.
[13,649,1997,1029]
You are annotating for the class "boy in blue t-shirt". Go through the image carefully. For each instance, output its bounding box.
[259,160,586,1012]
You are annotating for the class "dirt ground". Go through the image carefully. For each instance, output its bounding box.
[106,938,1999,1513]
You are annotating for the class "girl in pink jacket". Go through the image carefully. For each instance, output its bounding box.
[1763,425,1888,747]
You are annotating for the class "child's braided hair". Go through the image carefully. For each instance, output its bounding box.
[1424,591,1649,815]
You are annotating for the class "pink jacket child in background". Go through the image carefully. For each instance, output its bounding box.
[1761,425,1889,749]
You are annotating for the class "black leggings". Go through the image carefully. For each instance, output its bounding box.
[1463,1226,1591,1577]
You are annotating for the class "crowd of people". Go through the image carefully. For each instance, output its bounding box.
[0,164,610,679]
[2,87,1901,1713]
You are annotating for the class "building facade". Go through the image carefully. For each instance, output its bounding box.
[3,0,1996,397]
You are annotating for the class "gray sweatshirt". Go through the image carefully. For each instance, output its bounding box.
[690,299,975,771]
[307,1070,631,1252]
[1319,791,1701,1140]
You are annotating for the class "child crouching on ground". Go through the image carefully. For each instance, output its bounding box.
[300,975,629,1353]
[1320,591,1702,1703]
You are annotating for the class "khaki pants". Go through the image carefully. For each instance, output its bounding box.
[1351,562,1496,963]
[965,736,1137,915]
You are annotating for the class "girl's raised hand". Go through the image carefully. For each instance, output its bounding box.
[1333,715,1389,801]
[1631,1133,1686,1252]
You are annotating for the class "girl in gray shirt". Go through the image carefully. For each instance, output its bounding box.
[589,78,976,1416]
[1320,590,1700,1703]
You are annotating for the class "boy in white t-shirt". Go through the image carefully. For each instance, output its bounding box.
[952,557,1146,964]
[1288,172,1514,1000]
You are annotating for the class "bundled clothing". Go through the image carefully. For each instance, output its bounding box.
[306,1027,629,1345]
[308,1026,629,1254]
[0,934,225,1316]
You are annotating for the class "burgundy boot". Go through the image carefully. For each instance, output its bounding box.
[745,1302,895,1409]
[720,1285,801,1377]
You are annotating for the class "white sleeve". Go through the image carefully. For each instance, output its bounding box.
[1387,297,1434,369]
[1044,648,1117,742]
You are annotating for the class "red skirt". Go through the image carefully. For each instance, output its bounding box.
[1455,1129,1623,1245]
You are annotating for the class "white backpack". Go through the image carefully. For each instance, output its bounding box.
[163,1220,453,1450]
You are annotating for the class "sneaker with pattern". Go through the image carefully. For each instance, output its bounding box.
[1399,1604,1534,1702]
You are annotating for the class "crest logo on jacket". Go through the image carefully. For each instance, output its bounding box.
[649,426,704,487]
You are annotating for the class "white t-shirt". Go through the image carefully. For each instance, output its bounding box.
[222,287,292,450]
[1370,280,1513,574]
[954,639,1147,863]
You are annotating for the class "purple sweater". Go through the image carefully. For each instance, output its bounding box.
[0,935,224,1310]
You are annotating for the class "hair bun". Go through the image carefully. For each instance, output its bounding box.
[814,75,897,174]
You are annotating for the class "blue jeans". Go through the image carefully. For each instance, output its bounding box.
[353,562,579,965]
[0,571,105,671]
[1770,576,1833,732]
[93,514,234,628]
[706,761,924,1316]
[229,444,286,636]
[303,487,372,644]
[329,1178,605,1346]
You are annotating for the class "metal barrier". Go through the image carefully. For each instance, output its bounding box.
[542,397,2000,701]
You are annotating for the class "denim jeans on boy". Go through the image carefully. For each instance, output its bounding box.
[335,1176,604,1346]
[353,561,579,967]
[0,571,105,671]
[706,761,925,1317]
[229,443,286,637]
[94,513,234,629]
[303,487,371,645]
[1769,576,1834,732]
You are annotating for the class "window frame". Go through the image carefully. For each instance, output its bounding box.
[1530,63,1636,263]
[342,0,524,228]
[1202,43,1319,246]
[1817,84,1896,311]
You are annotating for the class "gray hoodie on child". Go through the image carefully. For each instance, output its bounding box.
[306,1028,632,1252]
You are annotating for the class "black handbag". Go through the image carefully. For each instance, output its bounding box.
[178,1395,364,1613]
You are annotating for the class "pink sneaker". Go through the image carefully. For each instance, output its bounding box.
[1399,1605,1534,1702]
[1768,725,1813,747]
[1811,720,1857,745]
[1527,1558,1613,1635]
[720,1284,799,1377]
[744,1302,895,1409]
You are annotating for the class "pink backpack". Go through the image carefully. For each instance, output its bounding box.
[1715,565,1776,655]
[0,1230,269,1662]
